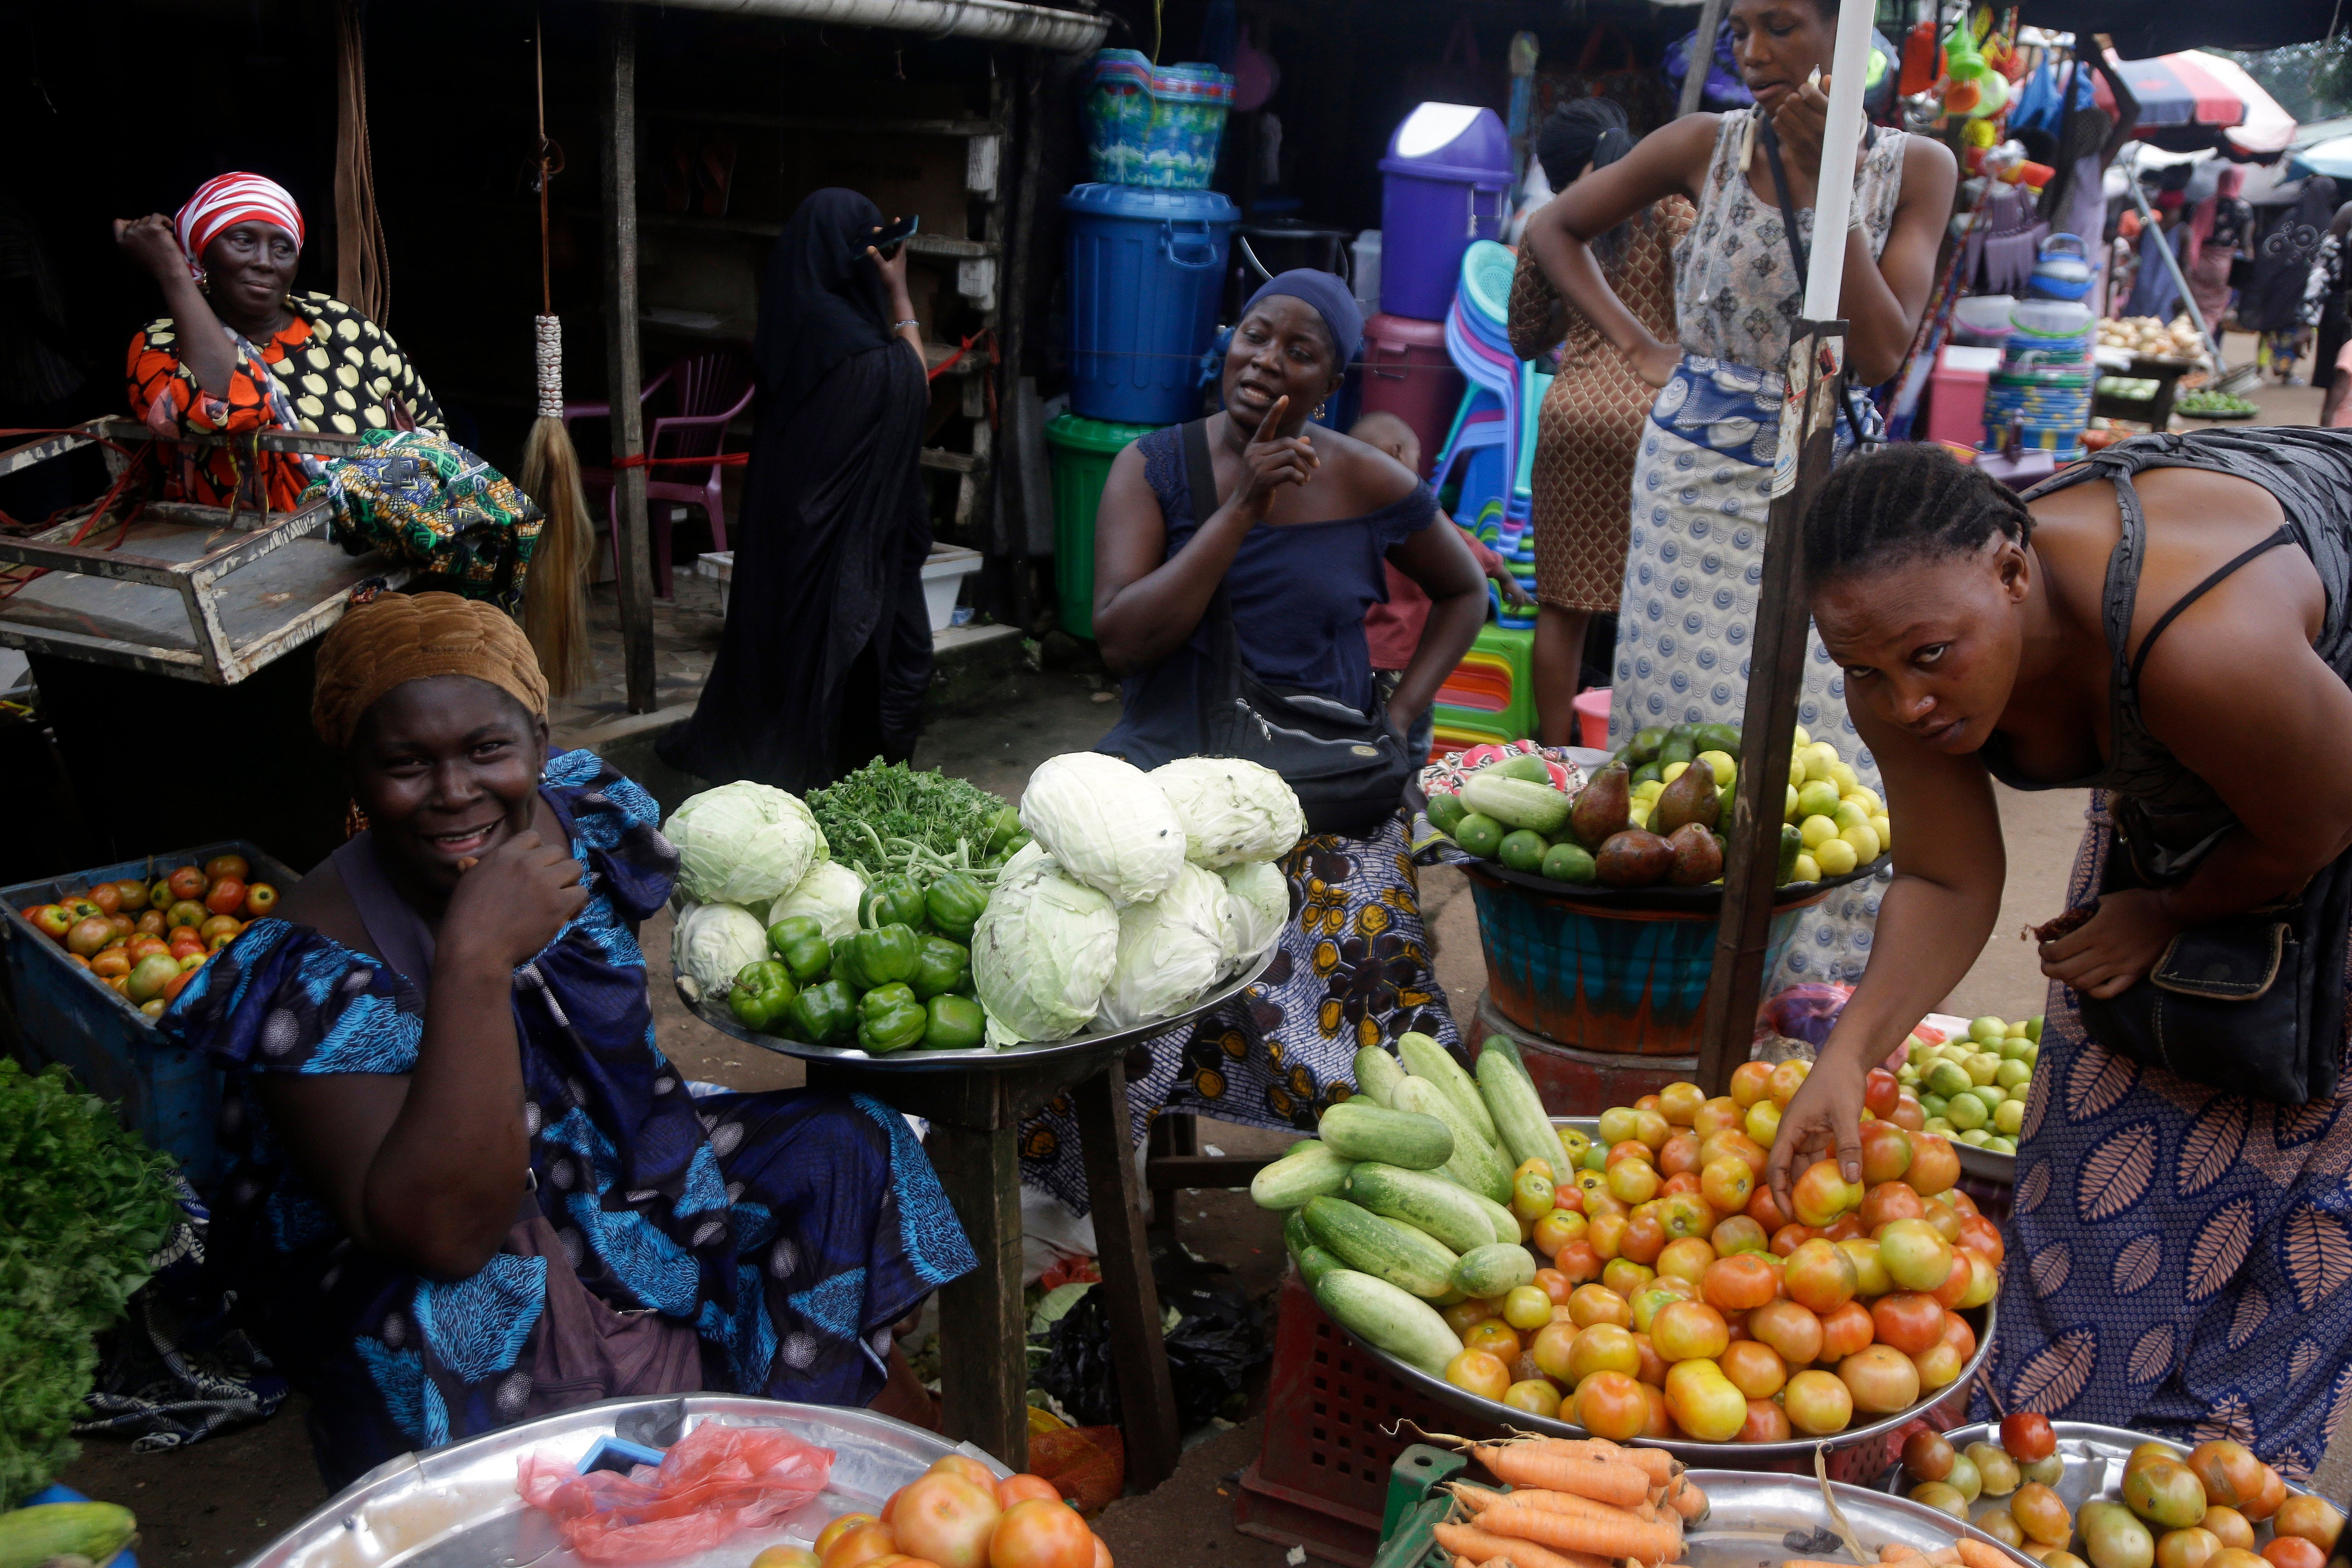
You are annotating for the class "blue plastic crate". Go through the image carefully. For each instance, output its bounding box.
[3,840,299,1188]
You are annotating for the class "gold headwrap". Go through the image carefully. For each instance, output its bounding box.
[312,591,550,751]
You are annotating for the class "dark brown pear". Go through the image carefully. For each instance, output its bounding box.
[1654,755,1720,835]
[1665,823,1725,885]
[1595,829,1676,887]
[1571,762,1632,848]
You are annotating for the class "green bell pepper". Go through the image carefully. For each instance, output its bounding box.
[923,872,989,944]
[907,935,971,1000]
[728,960,798,1034]
[838,922,919,991]
[921,993,987,1050]
[767,914,833,985]
[861,873,928,934]
[784,979,858,1044]
[857,981,928,1053]
[983,804,1025,855]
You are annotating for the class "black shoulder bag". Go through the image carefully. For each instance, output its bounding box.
[1757,116,1886,449]
[1179,417,1417,839]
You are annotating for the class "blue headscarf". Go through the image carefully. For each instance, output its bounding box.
[1243,268,1362,368]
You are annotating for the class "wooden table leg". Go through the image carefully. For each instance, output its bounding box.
[924,1119,1029,1472]
[1074,1058,1182,1490]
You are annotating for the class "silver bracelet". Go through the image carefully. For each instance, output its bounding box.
[892,318,919,331]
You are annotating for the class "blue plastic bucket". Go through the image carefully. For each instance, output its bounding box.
[1083,50,1235,190]
[1378,103,1512,321]
[1063,183,1238,426]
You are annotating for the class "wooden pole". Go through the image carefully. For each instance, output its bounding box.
[1677,0,1730,119]
[600,6,657,715]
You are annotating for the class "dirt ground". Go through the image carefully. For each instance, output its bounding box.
[49,338,2329,1563]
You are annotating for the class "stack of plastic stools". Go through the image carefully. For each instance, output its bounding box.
[1431,622,1539,754]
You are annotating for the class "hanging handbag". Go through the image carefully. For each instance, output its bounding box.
[2072,807,2351,1105]
[1179,417,1417,838]
[1756,118,1888,442]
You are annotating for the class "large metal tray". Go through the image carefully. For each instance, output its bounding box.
[233,1395,1003,1568]
[1671,1469,2038,1568]
[683,946,1274,1072]
[1333,1116,1998,1462]
[1874,1422,2313,1548]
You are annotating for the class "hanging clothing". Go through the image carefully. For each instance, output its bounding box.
[658,191,932,791]
[1970,430,2352,1470]
[1607,109,1908,989]
[2239,179,2338,334]
[127,292,444,514]
[160,750,976,1487]
[1508,197,1695,613]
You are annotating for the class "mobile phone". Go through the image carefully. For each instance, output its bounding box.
[863,214,919,260]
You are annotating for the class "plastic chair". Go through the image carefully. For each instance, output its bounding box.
[563,348,755,598]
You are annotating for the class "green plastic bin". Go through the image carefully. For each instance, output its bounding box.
[1045,412,1160,638]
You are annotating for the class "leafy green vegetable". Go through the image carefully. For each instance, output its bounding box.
[0,1061,181,1507]
[805,759,1014,880]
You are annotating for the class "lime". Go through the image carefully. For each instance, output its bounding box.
[2024,1016,2043,1043]
[1968,1015,2007,1047]
[1628,804,1651,830]
[1797,780,1842,819]
[1832,800,1870,832]
[1633,779,1664,803]
[1896,1064,1920,1087]
[1995,1058,2032,1090]
[1986,1135,2018,1155]
[2017,1042,2038,1067]
[2005,1019,2031,1038]
[1541,842,1598,885]
[1843,785,1884,815]
[1923,1116,1954,1136]
[1454,812,1505,858]
[1785,784,1801,822]
[1499,829,1550,872]
[1938,1043,1973,1064]
[1697,750,1737,789]
[1994,1099,2025,1136]
[1870,815,1894,856]
[1813,838,1858,877]
[1792,853,1821,883]
[1964,1051,2001,1087]
[1957,1128,1991,1147]
[1839,821,1882,863]
[1792,724,1812,748]
[1970,1085,2007,1113]
[1927,1060,1975,1099]
[1907,1039,1938,1069]
[1799,814,1839,849]
[1661,760,1689,784]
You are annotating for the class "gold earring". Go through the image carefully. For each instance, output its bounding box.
[1314,402,1327,419]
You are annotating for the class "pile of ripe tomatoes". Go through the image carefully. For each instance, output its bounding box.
[20,854,277,1018]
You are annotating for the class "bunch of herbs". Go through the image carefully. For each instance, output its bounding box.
[805,759,1020,880]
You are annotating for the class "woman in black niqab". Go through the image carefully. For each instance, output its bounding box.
[659,187,932,791]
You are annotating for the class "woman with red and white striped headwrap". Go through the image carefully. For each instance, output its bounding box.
[114,171,443,513]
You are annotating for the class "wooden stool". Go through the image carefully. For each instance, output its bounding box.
[1144,1112,1277,1239]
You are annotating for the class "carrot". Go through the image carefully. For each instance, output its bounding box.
[1468,1449,1653,1508]
[1433,1522,1613,1568]
[1882,1547,1926,1562]
[1956,1541,2017,1568]
[1666,1477,1709,1523]
[1478,1503,1681,1564]
[1452,1484,1665,1530]
[1508,1437,1680,1487]
[1927,1551,1963,1565]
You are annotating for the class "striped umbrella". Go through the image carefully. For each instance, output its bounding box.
[2093,50,2297,152]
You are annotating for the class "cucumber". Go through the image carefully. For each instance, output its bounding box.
[1475,1038,1564,1173]
[1396,1031,1500,1144]
[1313,1267,1465,1376]
[1284,1208,1315,1257]
[1352,1045,1406,1108]
[1426,791,1468,835]
[1301,1196,1460,1299]
[1250,1141,1353,1210]
[1460,771,1573,836]
[1390,1075,1513,1205]
[1317,1100,1454,1171]
[1453,1240,1539,1298]
[1294,1243,1344,1287]
[1468,1187,1524,1245]
[0,1504,138,1568]
[1347,1162,1499,1255]
[1494,753,1554,783]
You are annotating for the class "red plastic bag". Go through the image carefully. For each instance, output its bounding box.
[516,1422,835,1563]
[1027,1424,1124,1514]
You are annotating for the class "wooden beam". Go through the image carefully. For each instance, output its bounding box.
[1145,1154,1276,1190]
[925,1122,1029,1472]
[601,6,657,715]
[1677,0,1730,118]
[1695,320,1847,1095]
[1075,1059,1183,1491]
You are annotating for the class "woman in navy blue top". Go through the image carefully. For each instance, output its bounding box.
[1011,272,1487,1214]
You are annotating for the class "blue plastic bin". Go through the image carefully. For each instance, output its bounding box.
[1378,103,1513,322]
[1,840,300,1188]
[1063,182,1238,426]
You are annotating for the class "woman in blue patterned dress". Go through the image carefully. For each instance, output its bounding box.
[1520,0,1955,986]
[1764,435,2352,1473]
[162,592,974,1486]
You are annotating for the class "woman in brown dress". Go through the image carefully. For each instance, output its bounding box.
[1509,100,1693,744]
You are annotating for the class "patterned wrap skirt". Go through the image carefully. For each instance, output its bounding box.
[1016,815,1457,1212]
[1604,354,1889,989]
[1972,795,2352,1476]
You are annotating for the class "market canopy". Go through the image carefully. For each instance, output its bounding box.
[2092,49,2298,153]
[2004,0,2340,54]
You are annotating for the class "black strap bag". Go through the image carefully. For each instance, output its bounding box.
[1178,416,1416,839]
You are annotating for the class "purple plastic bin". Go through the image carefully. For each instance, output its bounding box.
[1378,103,1513,321]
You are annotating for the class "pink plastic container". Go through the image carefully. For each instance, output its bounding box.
[1358,312,1464,476]
[1573,687,1611,750]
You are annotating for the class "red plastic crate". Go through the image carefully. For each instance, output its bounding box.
[1234,1273,1461,1567]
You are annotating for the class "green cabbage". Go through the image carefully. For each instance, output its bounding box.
[1221,859,1289,974]
[971,853,1118,1044]
[1149,757,1306,867]
[671,901,770,1002]
[663,781,825,907]
[1017,752,1185,906]
[1098,862,1235,1031]
[766,859,866,941]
